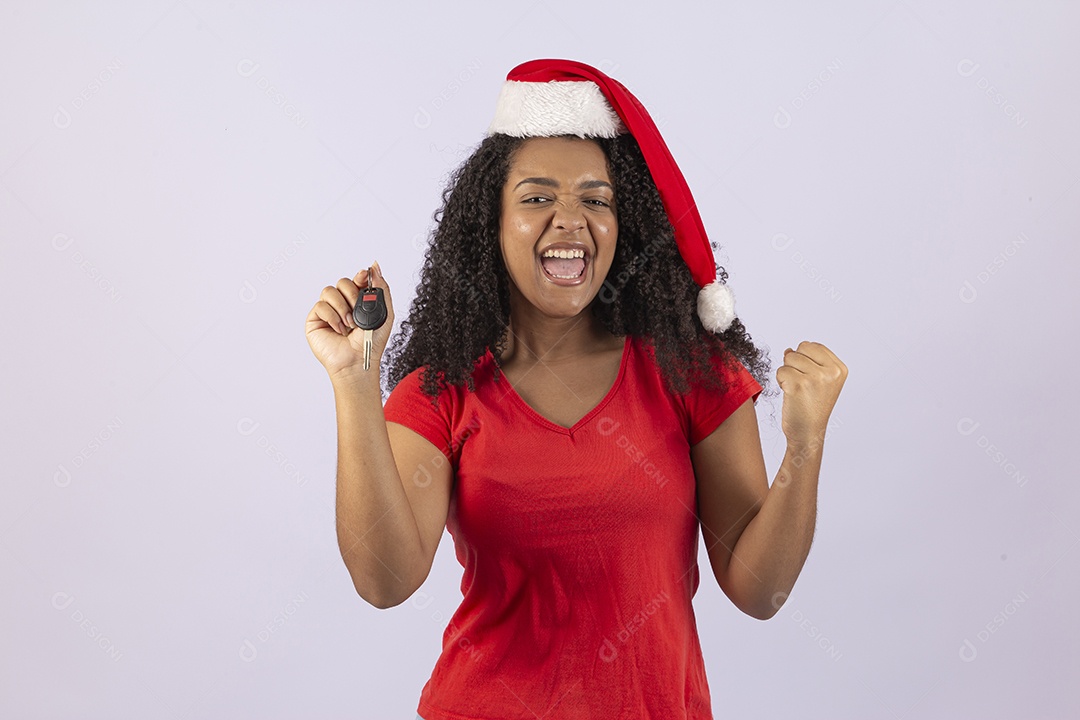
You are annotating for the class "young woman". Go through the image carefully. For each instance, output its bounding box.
[305,59,847,720]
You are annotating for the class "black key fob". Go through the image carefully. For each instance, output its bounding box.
[353,286,387,330]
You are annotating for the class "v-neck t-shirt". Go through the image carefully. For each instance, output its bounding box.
[382,335,764,720]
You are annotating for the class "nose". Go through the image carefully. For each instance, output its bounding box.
[551,200,586,232]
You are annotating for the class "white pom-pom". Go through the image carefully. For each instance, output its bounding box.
[697,281,736,333]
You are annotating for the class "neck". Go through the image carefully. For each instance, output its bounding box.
[499,299,619,365]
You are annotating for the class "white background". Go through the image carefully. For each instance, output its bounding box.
[2,1,1077,718]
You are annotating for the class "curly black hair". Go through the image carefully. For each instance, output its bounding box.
[384,132,775,407]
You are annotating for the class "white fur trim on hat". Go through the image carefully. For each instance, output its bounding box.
[697,281,736,333]
[487,80,626,138]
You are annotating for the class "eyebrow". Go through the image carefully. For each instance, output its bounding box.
[513,177,613,191]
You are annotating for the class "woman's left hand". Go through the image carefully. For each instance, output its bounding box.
[777,341,848,447]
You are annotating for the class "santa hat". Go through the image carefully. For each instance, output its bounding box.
[487,58,737,334]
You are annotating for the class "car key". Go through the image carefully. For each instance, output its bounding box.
[352,273,387,370]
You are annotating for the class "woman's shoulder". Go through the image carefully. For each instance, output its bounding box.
[628,333,757,397]
[389,348,500,402]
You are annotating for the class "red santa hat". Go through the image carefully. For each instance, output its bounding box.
[487,58,737,334]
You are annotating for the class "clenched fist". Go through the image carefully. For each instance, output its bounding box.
[776,341,847,447]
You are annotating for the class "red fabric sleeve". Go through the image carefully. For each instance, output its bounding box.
[383,368,457,463]
[681,355,763,446]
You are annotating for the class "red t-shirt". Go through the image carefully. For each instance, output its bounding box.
[383,335,763,720]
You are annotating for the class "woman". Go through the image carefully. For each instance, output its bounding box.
[306,59,847,720]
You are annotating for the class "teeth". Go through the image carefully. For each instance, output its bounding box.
[541,248,585,259]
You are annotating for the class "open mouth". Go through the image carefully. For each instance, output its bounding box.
[539,249,587,281]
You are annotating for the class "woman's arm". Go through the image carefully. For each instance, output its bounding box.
[307,262,453,610]
[692,341,846,620]
[332,371,454,609]
[692,410,821,619]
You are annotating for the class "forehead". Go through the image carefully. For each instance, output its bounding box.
[507,136,610,179]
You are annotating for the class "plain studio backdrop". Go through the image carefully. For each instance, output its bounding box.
[1,1,1076,718]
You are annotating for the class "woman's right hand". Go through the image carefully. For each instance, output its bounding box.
[305,261,395,382]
